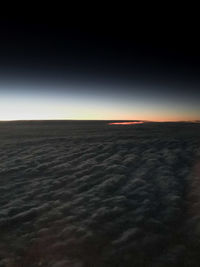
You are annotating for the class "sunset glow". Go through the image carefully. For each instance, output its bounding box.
[0,87,199,122]
[108,121,144,125]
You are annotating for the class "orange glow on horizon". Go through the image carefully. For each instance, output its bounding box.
[108,121,144,125]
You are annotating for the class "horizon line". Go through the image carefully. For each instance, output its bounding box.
[0,119,199,123]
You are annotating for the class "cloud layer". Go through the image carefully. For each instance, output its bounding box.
[0,122,200,266]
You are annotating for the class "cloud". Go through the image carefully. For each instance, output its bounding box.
[0,122,200,266]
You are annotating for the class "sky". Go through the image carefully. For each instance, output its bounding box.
[0,16,199,121]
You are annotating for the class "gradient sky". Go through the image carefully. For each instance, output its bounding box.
[0,17,199,121]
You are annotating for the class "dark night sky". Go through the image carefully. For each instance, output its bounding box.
[0,15,199,121]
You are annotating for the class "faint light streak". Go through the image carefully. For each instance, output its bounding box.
[108,121,144,125]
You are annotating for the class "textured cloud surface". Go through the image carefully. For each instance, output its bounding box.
[0,121,200,266]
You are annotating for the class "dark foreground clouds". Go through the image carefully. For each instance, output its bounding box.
[0,121,200,267]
